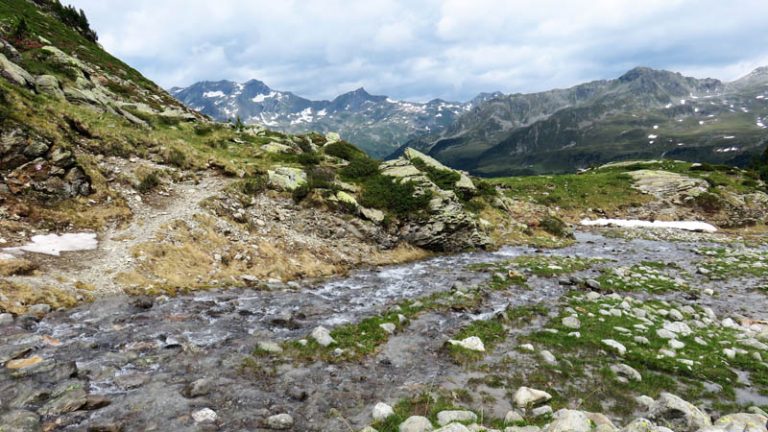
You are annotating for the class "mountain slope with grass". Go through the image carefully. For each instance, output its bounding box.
[401,67,768,176]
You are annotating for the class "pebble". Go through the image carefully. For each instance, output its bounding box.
[540,350,558,365]
[531,405,553,418]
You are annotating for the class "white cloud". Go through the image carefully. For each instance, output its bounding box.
[65,0,768,101]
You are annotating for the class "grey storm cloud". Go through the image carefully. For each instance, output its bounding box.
[65,0,768,102]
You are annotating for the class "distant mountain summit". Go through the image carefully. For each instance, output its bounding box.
[171,81,483,158]
[401,66,768,176]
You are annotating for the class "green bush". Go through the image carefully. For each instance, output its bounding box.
[411,157,460,191]
[324,141,366,161]
[236,175,268,196]
[340,157,380,179]
[193,124,215,136]
[292,184,310,203]
[360,175,431,217]
[306,166,336,189]
[137,171,161,193]
[165,147,187,168]
[540,215,573,238]
[693,191,724,212]
[297,152,321,166]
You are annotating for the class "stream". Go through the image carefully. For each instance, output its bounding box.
[1,232,766,431]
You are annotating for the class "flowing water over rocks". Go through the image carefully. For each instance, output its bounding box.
[1,232,767,431]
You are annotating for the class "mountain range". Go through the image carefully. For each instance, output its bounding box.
[171,81,500,158]
[173,67,768,175]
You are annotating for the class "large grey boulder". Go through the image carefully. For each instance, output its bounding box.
[267,167,307,191]
[543,409,592,432]
[648,393,712,432]
[399,415,433,432]
[34,75,64,99]
[0,53,34,87]
[711,413,768,432]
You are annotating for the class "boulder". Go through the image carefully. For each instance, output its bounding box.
[34,75,65,99]
[513,387,552,408]
[268,167,307,191]
[543,409,592,432]
[610,363,642,382]
[399,415,433,432]
[266,413,294,430]
[311,326,335,347]
[373,402,395,421]
[712,413,767,432]
[434,424,470,432]
[436,410,478,426]
[0,53,34,87]
[648,393,712,432]
[448,336,485,352]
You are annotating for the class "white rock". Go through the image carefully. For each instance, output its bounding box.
[436,410,478,426]
[634,336,650,345]
[373,402,395,421]
[543,409,592,432]
[669,339,685,350]
[504,410,524,424]
[531,405,553,418]
[663,321,693,336]
[399,415,434,432]
[266,413,294,430]
[611,363,642,381]
[434,424,470,432]
[602,339,627,355]
[448,336,485,352]
[724,348,736,359]
[257,341,283,353]
[562,316,581,329]
[649,392,712,432]
[192,408,217,423]
[311,326,336,347]
[668,309,684,321]
[380,323,397,334]
[519,344,535,352]
[513,387,552,408]
[540,350,557,365]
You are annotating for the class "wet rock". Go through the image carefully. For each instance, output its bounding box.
[0,409,40,432]
[436,410,477,426]
[84,394,112,410]
[373,402,395,421]
[448,336,485,352]
[192,408,218,423]
[115,372,151,389]
[648,392,712,432]
[513,387,552,408]
[544,409,592,432]
[399,416,433,432]
[183,378,212,398]
[130,296,154,309]
[86,423,123,432]
[303,327,335,349]
[266,413,294,429]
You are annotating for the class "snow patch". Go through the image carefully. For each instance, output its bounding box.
[715,147,739,153]
[251,91,278,103]
[581,219,717,233]
[3,233,98,257]
[648,134,658,139]
[203,91,225,98]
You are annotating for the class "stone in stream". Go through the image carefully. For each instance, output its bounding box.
[513,387,552,408]
[0,313,13,325]
[266,413,294,429]
[311,326,336,347]
[399,415,433,432]
[183,378,212,398]
[448,336,485,352]
[436,410,477,425]
[373,402,395,421]
[0,410,41,431]
[648,392,712,432]
[192,407,218,423]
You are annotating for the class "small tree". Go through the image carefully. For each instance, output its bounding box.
[13,17,29,40]
[234,115,245,132]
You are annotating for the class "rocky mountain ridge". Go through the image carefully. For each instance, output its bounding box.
[171,79,501,158]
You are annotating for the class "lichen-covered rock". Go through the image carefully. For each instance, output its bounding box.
[0,53,33,87]
[35,75,65,99]
[268,167,307,191]
[544,409,592,432]
[711,413,768,432]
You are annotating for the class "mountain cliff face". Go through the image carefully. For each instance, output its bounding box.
[405,67,768,175]
[171,80,499,158]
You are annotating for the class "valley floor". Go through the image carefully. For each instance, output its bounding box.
[1,228,767,431]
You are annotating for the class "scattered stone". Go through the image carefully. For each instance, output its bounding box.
[636,395,655,410]
[192,408,217,424]
[611,363,642,382]
[586,279,602,290]
[373,402,395,421]
[311,326,336,347]
[513,387,552,408]
[505,410,524,424]
[257,341,284,353]
[531,405,553,418]
[713,413,768,432]
[602,339,627,355]
[183,378,212,398]
[380,323,397,334]
[267,413,294,429]
[586,292,602,301]
[448,336,485,352]
[519,344,535,352]
[540,350,558,365]
[6,356,43,369]
[399,415,433,432]
[562,316,581,329]
[669,339,685,350]
[434,424,470,432]
[437,410,477,426]
[27,303,51,317]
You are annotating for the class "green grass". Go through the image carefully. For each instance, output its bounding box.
[448,318,507,363]
[696,247,768,280]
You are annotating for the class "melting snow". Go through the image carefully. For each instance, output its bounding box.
[715,147,739,153]
[2,233,98,257]
[648,134,658,139]
[581,219,717,233]
[290,108,314,125]
[203,91,225,98]
[723,135,735,139]
[251,91,278,103]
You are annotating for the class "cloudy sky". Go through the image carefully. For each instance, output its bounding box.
[64,0,768,102]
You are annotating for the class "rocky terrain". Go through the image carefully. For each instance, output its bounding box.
[1,2,768,432]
